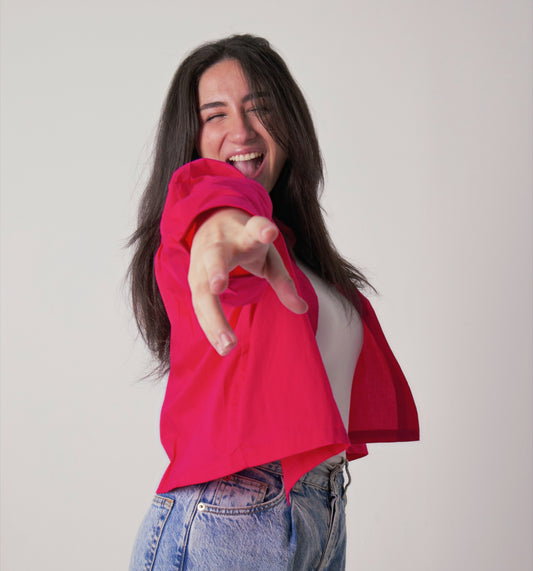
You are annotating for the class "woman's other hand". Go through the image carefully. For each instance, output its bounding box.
[188,208,308,356]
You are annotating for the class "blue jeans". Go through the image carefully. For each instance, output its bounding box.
[129,459,349,570]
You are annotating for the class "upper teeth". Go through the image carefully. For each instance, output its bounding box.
[228,152,262,162]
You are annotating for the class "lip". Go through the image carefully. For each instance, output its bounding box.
[225,148,265,162]
[225,149,266,182]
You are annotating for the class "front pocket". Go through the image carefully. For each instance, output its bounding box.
[195,472,286,516]
[210,473,268,508]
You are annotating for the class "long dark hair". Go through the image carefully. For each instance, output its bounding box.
[128,34,371,376]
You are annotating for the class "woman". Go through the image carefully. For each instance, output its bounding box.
[129,34,418,570]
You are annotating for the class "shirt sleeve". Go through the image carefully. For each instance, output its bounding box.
[160,158,273,247]
[157,158,276,309]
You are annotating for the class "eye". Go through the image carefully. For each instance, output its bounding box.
[248,105,269,115]
[204,113,225,123]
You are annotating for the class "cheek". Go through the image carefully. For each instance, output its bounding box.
[273,147,287,175]
[197,129,218,159]
[196,137,208,159]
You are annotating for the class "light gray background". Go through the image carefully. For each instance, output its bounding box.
[2,1,532,570]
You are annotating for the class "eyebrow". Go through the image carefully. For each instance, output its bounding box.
[198,92,267,112]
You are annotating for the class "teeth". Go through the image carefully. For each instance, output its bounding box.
[228,152,262,162]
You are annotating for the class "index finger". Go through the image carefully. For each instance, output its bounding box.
[189,268,237,356]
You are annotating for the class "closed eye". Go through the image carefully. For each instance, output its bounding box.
[248,106,269,115]
[204,113,226,123]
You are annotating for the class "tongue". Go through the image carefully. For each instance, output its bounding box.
[232,158,259,178]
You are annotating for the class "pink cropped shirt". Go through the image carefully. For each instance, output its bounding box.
[154,158,419,500]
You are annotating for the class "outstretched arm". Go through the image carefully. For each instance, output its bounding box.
[188,207,308,356]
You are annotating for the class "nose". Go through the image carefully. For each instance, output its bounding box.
[228,111,256,144]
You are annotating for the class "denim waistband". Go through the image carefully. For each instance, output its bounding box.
[257,459,351,492]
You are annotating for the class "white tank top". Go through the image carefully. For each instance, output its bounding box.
[297,263,363,464]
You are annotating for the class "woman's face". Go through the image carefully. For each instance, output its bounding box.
[196,59,287,193]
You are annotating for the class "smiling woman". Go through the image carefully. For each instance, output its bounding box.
[127,34,419,570]
[197,59,287,192]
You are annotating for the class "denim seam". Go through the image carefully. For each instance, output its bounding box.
[147,496,174,571]
[316,469,345,571]
[153,495,174,510]
[178,483,209,571]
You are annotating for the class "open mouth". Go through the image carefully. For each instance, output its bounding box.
[227,152,264,178]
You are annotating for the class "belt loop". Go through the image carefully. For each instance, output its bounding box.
[328,459,348,499]
[344,458,352,492]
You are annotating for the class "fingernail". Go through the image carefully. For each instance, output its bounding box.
[217,333,234,356]
[261,226,277,241]
[211,275,225,292]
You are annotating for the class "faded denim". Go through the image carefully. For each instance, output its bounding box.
[129,459,349,570]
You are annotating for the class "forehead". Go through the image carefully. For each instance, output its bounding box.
[197,59,251,104]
